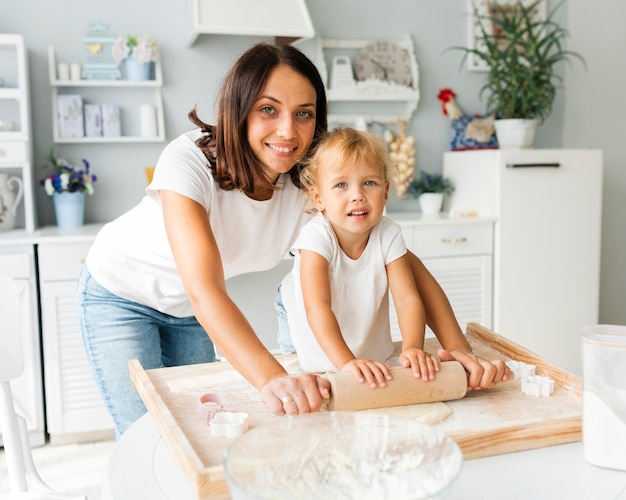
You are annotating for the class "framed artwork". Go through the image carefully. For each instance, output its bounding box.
[466,0,547,72]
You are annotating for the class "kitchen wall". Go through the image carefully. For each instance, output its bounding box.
[0,0,623,326]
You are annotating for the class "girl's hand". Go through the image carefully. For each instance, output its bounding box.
[340,359,392,388]
[399,348,440,381]
[261,373,330,416]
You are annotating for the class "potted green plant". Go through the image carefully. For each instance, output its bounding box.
[408,170,454,215]
[451,0,584,147]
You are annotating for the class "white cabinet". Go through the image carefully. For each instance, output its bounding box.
[314,37,420,126]
[388,213,494,341]
[0,243,45,447]
[47,47,165,143]
[444,149,603,375]
[38,232,114,444]
[0,34,36,231]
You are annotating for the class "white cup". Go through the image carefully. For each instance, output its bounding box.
[140,105,157,137]
[57,63,69,81]
[70,63,81,81]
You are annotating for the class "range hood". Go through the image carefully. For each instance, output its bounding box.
[187,0,315,47]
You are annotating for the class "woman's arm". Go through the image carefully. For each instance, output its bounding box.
[160,191,329,414]
[405,250,510,388]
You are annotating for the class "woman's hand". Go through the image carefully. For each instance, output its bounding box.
[399,348,440,381]
[261,373,330,416]
[340,359,392,388]
[438,348,510,390]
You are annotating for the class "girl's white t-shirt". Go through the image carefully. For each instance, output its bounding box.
[282,213,407,372]
[86,129,311,317]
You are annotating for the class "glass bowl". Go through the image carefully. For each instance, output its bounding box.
[224,411,463,500]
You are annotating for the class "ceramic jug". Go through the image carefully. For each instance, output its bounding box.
[0,173,24,231]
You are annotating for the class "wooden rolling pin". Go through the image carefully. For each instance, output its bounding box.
[321,361,467,411]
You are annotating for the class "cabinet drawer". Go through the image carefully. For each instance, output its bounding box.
[0,252,33,278]
[0,141,27,163]
[404,223,493,258]
[38,242,92,281]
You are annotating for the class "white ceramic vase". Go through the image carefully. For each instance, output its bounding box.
[494,118,539,149]
[0,173,24,231]
[418,193,444,216]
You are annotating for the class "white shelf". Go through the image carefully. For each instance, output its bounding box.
[0,33,36,232]
[316,36,421,126]
[47,46,166,143]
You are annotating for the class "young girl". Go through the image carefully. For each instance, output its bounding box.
[281,128,440,388]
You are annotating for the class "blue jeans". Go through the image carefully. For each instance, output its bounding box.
[76,266,216,438]
[275,284,296,354]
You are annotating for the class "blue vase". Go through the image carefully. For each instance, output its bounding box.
[125,58,153,81]
[53,191,85,228]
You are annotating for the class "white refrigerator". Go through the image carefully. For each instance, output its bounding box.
[443,149,603,375]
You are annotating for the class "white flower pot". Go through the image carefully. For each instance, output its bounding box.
[494,119,539,149]
[418,193,444,216]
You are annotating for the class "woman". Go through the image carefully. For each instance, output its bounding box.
[77,42,507,438]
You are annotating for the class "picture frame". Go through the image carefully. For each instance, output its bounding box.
[465,0,547,72]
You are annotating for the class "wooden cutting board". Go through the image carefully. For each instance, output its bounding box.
[129,323,581,499]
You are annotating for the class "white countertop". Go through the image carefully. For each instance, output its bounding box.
[0,223,104,246]
[103,413,626,500]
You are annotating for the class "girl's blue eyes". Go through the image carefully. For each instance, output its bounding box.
[334,180,377,189]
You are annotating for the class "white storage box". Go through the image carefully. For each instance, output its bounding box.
[102,104,121,137]
[57,94,84,138]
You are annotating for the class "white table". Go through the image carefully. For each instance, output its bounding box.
[103,413,626,500]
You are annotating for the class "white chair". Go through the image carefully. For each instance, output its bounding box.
[0,275,86,500]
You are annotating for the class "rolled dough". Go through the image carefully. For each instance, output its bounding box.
[360,402,452,425]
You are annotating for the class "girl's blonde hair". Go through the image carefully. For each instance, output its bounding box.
[299,128,392,193]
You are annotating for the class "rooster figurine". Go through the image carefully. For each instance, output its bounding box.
[437,88,498,151]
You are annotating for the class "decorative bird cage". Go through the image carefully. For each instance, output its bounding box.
[81,20,122,80]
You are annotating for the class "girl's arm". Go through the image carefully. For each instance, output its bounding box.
[160,191,330,415]
[387,254,438,380]
[405,250,510,388]
[300,249,390,387]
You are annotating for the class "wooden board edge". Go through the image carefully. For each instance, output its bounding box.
[465,323,582,397]
[448,415,582,460]
[128,359,218,497]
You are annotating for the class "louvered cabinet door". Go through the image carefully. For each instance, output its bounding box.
[38,241,114,444]
[389,217,494,342]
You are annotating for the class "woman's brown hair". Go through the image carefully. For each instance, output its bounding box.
[189,42,328,195]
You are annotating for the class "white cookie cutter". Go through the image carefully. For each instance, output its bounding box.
[209,412,249,438]
[521,375,555,397]
[505,360,536,379]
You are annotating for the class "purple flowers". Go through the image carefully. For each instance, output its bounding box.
[40,150,97,195]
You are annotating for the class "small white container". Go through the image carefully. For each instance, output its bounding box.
[580,325,626,471]
[70,63,81,81]
[57,62,69,81]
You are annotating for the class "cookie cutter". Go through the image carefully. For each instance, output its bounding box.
[505,360,536,379]
[197,393,249,438]
[209,412,249,438]
[521,375,555,397]
[197,393,226,423]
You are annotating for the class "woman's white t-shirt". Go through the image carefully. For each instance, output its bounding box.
[86,129,311,317]
[282,213,407,372]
